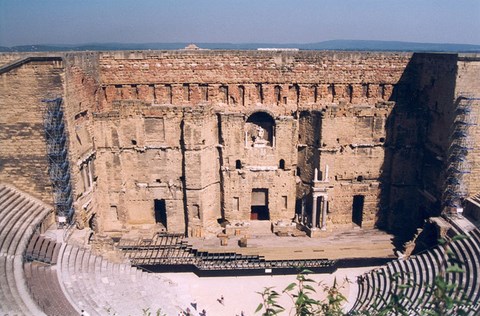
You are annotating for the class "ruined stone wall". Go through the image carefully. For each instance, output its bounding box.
[97,51,410,112]
[0,53,26,66]
[0,58,63,203]
[93,102,187,234]
[219,112,298,222]
[455,55,480,196]
[89,51,415,235]
[182,106,221,234]
[404,54,469,221]
[3,51,480,240]
[318,104,392,228]
[63,52,100,228]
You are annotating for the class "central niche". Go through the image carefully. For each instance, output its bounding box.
[245,111,275,147]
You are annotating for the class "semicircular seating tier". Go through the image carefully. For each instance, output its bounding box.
[0,183,193,316]
[0,183,53,315]
[349,216,480,315]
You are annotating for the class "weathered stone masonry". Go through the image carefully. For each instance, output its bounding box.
[1,51,479,241]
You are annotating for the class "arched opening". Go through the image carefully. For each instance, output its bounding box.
[245,111,275,147]
[279,159,285,170]
[235,160,242,169]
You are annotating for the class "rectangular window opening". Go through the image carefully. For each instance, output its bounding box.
[154,199,167,229]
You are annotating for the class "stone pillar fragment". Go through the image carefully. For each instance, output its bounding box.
[321,196,328,230]
[312,195,318,229]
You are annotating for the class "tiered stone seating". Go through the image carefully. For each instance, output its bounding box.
[56,242,193,315]
[0,182,193,315]
[23,234,78,315]
[0,183,53,315]
[447,220,480,309]
[25,233,61,264]
[349,217,480,315]
[465,193,480,220]
[24,261,77,315]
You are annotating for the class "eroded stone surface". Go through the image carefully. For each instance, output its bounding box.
[1,51,479,244]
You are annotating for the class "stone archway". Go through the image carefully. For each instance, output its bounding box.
[245,111,275,147]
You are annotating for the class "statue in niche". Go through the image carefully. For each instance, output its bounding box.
[246,123,269,147]
[167,179,177,199]
[257,125,265,140]
[252,125,268,147]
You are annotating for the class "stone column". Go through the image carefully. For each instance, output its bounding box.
[87,160,94,188]
[321,195,328,230]
[312,195,318,229]
[301,196,306,224]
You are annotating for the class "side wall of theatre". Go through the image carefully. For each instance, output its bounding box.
[0,57,64,203]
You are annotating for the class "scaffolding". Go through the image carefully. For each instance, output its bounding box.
[42,98,74,225]
[443,94,479,211]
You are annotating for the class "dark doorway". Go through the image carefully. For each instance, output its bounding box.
[352,195,364,227]
[154,199,167,229]
[251,189,269,220]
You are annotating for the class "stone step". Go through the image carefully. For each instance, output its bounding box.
[0,183,52,316]
[24,262,77,316]
[0,196,31,249]
[6,205,44,256]
[55,242,192,315]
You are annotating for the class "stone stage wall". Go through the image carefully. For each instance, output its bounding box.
[1,51,479,241]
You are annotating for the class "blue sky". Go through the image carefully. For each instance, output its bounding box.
[0,0,479,46]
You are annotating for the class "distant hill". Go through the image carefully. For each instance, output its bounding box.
[1,40,480,52]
